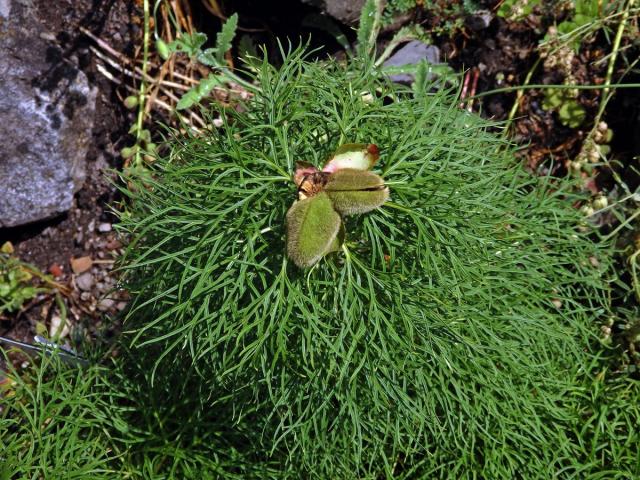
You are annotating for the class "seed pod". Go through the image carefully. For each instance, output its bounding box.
[322,144,379,173]
[326,188,390,216]
[156,38,171,60]
[324,169,385,191]
[124,95,139,109]
[593,195,608,210]
[324,169,389,216]
[286,192,341,268]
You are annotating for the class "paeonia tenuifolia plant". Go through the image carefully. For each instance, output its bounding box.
[286,143,389,267]
[113,50,617,479]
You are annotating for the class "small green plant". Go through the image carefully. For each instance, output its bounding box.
[156,13,255,111]
[556,0,608,49]
[497,0,543,20]
[383,0,478,33]
[542,87,587,127]
[0,250,45,315]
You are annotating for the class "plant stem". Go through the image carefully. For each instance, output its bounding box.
[133,0,151,168]
[468,81,640,101]
[594,0,634,125]
[506,58,540,126]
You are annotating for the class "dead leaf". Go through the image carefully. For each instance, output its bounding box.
[70,256,93,274]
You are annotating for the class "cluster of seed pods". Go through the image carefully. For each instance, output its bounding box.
[286,144,389,268]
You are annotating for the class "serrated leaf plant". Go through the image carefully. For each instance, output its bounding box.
[113,42,619,477]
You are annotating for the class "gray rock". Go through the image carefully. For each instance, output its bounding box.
[383,41,441,84]
[301,0,366,24]
[98,222,112,232]
[97,298,115,312]
[465,10,493,31]
[76,272,94,291]
[0,0,96,228]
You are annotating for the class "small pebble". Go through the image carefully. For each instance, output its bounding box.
[39,32,57,41]
[97,298,115,312]
[98,222,112,233]
[106,238,123,250]
[76,272,94,291]
[49,264,63,277]
[80,292,92,301]
[49,314,70,339]
[70,255,92,274]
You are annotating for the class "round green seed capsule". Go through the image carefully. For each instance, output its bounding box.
[124,95,139,109]
[156,38,171,60]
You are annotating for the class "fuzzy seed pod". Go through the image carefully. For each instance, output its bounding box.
[324,169,385,191]
[156,38,171,60]
[326,188,390,216]
[286,192,341,268]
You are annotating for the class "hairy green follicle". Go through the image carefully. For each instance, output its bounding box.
[324,168,385,191]
[324,168,389,215]
[286,192,341,268]
[322,143,380,172]
[288,159,389,266]
[326,188,389,216]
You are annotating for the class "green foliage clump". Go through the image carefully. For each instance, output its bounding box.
[0,253,44,314]
[382,0,478,33]
[542,88,587,127]
[556,0,608,48]
[497,0,544,20]
[111,48,622,477]
[0,357,118,479]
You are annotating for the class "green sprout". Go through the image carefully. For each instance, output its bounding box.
[542,88,586,128]
[0,250,48,315]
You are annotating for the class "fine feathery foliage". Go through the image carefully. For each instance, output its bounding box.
[0,355,118,479]
[108,46,632,477]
